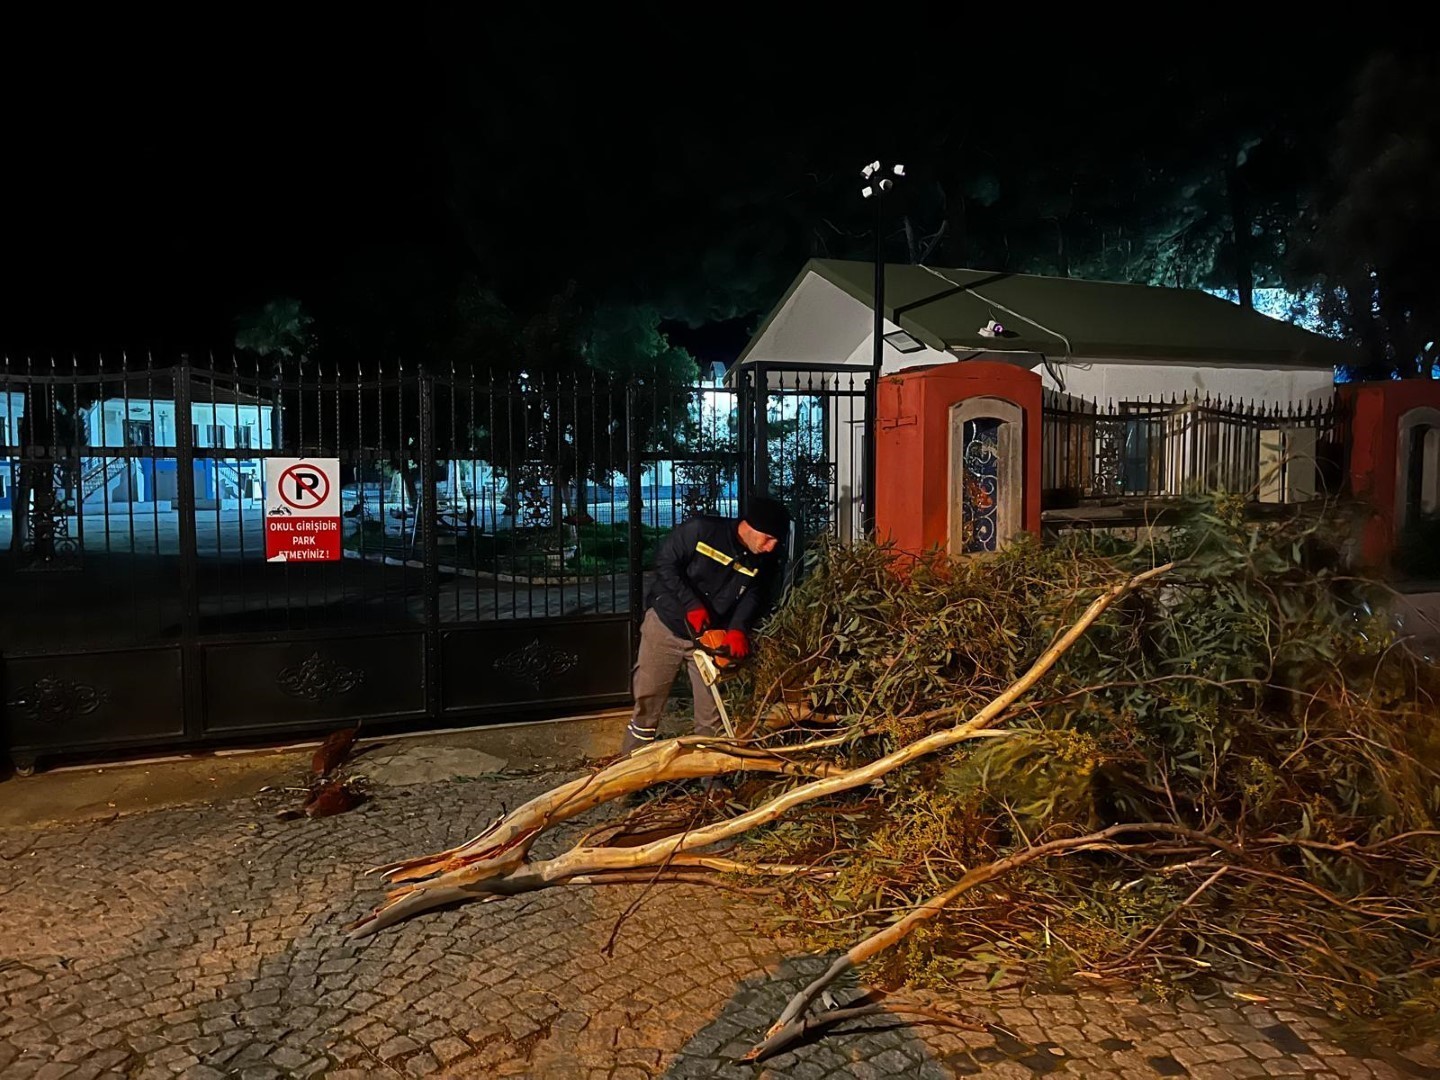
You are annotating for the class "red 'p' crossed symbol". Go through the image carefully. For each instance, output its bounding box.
[278,464,329,510]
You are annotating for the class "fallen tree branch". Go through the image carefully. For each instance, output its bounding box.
[746,821,1204,1061]
[741,999,979,1052]
[349,563,1170,938]
[369,739,843,884]
[1113,864,1230,966]
[563,871,775,895]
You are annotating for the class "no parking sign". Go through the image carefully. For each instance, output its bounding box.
[264,458,341,562]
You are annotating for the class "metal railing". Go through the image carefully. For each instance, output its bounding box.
[734,363,873,548]
[1041,391,1341,507]
[0,356,772,648]
[0,354,881,763]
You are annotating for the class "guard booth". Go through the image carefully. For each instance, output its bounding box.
[873,362,1042,555]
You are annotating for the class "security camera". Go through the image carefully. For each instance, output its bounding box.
[977,319,1007,338]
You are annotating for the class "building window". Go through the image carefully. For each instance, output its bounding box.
[0,417,8,447]
[236,425,253,449]
[0,472,7,499]
[125,420,154,448]
[192,424,202,447]
[207,424,225,448]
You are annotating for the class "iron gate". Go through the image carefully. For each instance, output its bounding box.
[0,357,758,770]
[736,363,873,548]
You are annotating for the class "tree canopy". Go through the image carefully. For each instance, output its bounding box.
[5,20,1434,376]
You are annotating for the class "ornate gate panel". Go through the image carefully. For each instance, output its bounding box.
[4,648,186,767]
[1,357,734,771]
[440,616,632,714]
[199,633,427,735]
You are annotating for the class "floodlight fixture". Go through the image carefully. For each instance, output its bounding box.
[883,329,926,353]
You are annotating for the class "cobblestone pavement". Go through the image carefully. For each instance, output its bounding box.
[2,768,1437,1079]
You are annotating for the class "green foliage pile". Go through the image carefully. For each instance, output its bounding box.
[739,499,1440,1039]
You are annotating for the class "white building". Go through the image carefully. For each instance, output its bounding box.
[80,376,276,510]
[737,259,1345,400]
[733,259,1351,525]
[0,390,24,512]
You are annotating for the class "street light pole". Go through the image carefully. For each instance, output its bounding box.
[860,160,903,539]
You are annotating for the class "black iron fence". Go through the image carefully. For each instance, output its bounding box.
[1042,392,1342,507]
[2,354,1360,766]
[734,363,872,547]
[0,356,788,769]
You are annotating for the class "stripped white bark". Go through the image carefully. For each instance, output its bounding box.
[348,564,1171,939]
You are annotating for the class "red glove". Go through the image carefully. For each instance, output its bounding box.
[686,607,711,635]
[723,629,750,660]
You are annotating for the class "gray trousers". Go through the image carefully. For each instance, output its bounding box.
[623,609,722,753]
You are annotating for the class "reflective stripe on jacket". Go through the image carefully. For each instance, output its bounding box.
[648,515,781,638]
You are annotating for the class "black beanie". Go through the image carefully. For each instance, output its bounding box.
[742,496,791,540]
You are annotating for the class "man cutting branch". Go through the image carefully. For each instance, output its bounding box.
[621,496,792,754]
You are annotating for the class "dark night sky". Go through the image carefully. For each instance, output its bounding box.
[1,14,1418,360]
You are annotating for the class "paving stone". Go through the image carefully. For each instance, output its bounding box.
[2,768,1434,1080]
[377,1035,421,1060]
[266,1045,311,1070]
[1263,1060,1308,1076]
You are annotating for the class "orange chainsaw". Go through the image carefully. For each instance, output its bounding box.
[692,629,742,737]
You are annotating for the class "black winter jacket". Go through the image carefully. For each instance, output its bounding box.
[648,516,783,639]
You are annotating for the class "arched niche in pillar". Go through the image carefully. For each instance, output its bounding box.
[949,397,1024,554]
[1396,405,1440,533]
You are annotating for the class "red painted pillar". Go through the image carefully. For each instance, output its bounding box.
[874,374,928,553]
[875,361,1042,554]
[1340,383,1392,565]
[1340,379,1440,567]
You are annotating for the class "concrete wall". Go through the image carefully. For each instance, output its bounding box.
[1039,359,1334,408]
[740,271,955,374]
